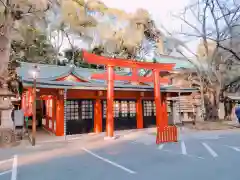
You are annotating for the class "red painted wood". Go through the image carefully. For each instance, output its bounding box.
[56,99,64,136]
[156,126,178,144]
[83,51,175,70]
[46,100,49,128]
[106,66,114,137]
[161,94,168,127]
[82,51,177,140]
[67,90,97,99]
[153,70,163,128]
[56,73,87,82]
[91,73,169,84]
[52,99,56,132]
[94,99,102,133]
[24,89,33,117]
[136,98,143,129]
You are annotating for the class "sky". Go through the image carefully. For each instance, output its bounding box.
[100,0,198,57]
[100,0,191,33]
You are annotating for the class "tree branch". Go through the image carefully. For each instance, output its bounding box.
[27,6,33,13]
[217,43,240,61]
[21,4,50,16]
[229,6,240,24]
[209,0,220,41]
[202,0,209,56]
[0,0,7,8]
[172,14,202,35]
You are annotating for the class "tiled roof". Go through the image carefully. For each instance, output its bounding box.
[17,62,72,81]
[155,55,195,70]
[17,62,129,83]
[17,62,198,93]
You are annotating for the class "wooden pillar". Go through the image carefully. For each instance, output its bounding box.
[94,99,102,133]
[56,99,64,136]
[32,86,36,146]
[161,93,168,127]
[52,98,57,132]
[136,98,143,129]
[106,65,114,137]
[49,98,53,131]
[153,69,163,128]
[45,100,49,129]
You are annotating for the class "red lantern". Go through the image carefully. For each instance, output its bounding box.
[23,90,33,117]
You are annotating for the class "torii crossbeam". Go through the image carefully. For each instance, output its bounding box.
[83,51,178,142]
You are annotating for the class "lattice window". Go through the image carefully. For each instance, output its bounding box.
[153,103,156,116]
[103,101,120,118]
[121,101,128,117]
[48,99,53,118]
[103,100,136,118]
[114,101,120,117]
[143,101,153,116]
[129,101,136,117]
[103,101,107,118]
[81,100,93,119]
[66,100,79,120]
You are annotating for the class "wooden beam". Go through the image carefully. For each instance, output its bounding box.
[83,51,175,70]
[91,73,170,84]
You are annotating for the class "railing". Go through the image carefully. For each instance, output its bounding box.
[156,126,178,144]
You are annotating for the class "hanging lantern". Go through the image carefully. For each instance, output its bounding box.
[98,90,103,96]
[59,89,64,96]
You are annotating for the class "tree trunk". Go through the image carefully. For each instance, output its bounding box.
[0,10,13,86]
[198,75,206,119]
[224,101,234,121]
[204,89,219,121]
[0,36,11,85]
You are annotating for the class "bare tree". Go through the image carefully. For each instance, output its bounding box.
[0,0,50,93]
[173,0,240,120]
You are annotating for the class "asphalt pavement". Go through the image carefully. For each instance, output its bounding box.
[1,129,240,180]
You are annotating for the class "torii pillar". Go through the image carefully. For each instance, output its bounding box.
[107,65,114,137]
[83,51,176,139]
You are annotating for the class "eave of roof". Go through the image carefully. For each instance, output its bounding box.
[18,62,198,93]
[17,62,130,82]
[22,80,198,93]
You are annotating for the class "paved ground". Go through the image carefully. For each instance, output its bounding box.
[1,129,240,180]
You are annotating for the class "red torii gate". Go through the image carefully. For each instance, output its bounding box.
[83,51,178,143]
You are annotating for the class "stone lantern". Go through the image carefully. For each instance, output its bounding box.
[0,84,16,145]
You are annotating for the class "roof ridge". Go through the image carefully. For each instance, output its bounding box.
[20,62,129,73]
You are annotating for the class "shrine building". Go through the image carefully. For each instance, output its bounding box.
[17,60,198,137]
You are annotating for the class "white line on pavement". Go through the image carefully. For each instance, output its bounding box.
[225,145,240,152]
[181,141,187,155]
[82,147,137,174]
[0,170,12,176]
[0,158,13,166]
[162,149,205,160]
[11,155,18,180]
[158,144,165,150]
[202,142,218,158]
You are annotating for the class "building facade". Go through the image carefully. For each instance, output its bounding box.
[18,62,198,136]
